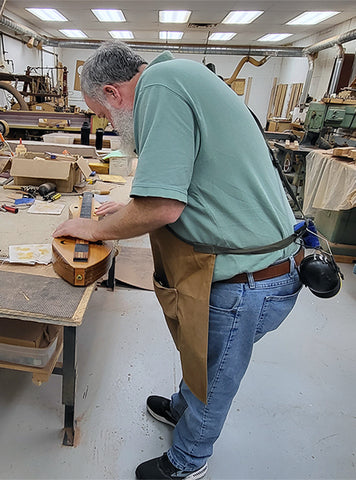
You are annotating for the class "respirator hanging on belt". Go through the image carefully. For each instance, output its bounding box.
[249,108,344,299]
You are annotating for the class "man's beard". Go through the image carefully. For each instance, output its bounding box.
[108,105,136,155]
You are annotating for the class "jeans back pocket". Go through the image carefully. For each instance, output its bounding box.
[255,286,302,341]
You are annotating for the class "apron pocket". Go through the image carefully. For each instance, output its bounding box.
[153,274,180,347]
[153,271,178,315]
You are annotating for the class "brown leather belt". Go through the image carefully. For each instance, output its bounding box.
[217,248,304,284]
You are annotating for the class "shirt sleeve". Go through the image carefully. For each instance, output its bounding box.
[131,84,198,203]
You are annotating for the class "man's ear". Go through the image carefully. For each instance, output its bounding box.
[102,84,122,108]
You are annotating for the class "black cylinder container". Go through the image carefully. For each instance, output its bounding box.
[95,128,104,150]
[80,121,90,145]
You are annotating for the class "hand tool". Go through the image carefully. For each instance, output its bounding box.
[0,132,14,156]
[44,192,61,202]
[1,204,18,213]
[38,182,56,197]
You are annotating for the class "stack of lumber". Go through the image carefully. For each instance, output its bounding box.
[332,147,356,160]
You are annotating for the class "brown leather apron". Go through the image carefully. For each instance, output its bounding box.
[150,227,216,403]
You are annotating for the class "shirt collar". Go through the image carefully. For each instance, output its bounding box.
[145,51,174,69]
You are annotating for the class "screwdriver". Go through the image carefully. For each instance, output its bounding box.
[1,204,18,213]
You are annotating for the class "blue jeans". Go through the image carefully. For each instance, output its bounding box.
[167,262,302,471]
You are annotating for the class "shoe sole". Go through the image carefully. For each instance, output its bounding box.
[185,463,208,479]
[147,404,176,427]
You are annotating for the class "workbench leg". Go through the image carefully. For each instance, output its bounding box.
[107,256,116,291]
[62,326,77,446]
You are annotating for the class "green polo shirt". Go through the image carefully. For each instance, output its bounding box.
[131,52,297,281]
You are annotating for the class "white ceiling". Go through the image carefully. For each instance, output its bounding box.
[3,0,356,47]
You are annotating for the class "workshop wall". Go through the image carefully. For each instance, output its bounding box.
[59,46,283,125]
[60,14,356,125]
[1,35,56,76]
[2,14,355,124]
[279,17,356,102]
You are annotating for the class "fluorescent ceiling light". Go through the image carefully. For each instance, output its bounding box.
[287,11,339,25]
[209,32,236,41]
[159,31,183,40]
[26,8,67,21]
[91,9,126,22]
[59,29,87,38]
[159,10,191,23]
[222,11,263,24]
[258,33,293,42]
[109,30,134,39]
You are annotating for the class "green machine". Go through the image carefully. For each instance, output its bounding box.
[303,99,356,254]
[303,100,356,146]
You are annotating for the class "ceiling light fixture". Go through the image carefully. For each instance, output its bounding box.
[26,8,67,21]
[257,33,293,42]
[91,9,126,22]
[159,11,191,23]
[222,11,264,24]
[59,29,87,38]
[287,11,339,25]
[109,30,134,39]
[208,32,236,41]
[159,31,183,40]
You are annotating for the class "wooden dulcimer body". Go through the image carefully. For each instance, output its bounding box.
[52,192,113,286]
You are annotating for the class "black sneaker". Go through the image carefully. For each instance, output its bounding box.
[147,396,177,427]
[136,452,208,479]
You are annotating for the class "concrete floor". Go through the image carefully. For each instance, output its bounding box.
[0,258,355,480]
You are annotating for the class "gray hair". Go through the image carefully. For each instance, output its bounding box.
[80,40,147,99]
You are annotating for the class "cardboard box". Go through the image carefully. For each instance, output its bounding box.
[0,319,47,348]
[8,140,99,158]
[10,152,92,193]
[0,319,61,368]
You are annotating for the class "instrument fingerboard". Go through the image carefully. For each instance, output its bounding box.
[74,239,89,261]
[80,192,94,218]
[73,192,93,262]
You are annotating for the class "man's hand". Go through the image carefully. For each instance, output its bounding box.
[95,201,125,217]
[53,218,100,242]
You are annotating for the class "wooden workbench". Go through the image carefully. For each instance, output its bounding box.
[0,178,132,445]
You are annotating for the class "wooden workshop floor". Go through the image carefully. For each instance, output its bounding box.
[0,260,355,479]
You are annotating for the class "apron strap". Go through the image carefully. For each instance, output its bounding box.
[166,224,306,255]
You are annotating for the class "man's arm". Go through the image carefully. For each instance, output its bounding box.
[52,197,185,242]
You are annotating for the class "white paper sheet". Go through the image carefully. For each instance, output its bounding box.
[27,200,66,215]
[9,244,52,265]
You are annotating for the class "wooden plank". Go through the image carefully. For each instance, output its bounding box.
[321,97,356,105]
[286,84,297,118]
[267,77,278,120]
[272,84,283,117]
[244,77,252,105]
[289,83,303,115]
[32,330,63,385]
[279,84,288,117]
[274,84,288,118]
[115,246,153,291]
[334,254,356,264]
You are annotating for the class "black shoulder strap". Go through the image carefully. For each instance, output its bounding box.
[248,108,305,218]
